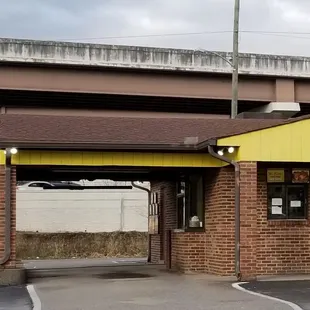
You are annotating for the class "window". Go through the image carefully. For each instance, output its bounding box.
[268,184,308,219]
[177,175,204,229]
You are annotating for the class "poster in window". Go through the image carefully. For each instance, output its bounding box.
[271,198,282,206]
[272,206,283,215]
[290,200,302,208]
[267,169,285,183]
[292,169,309,183]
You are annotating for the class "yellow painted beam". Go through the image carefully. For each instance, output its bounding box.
[218,119,310,162]
[3,150,227,167]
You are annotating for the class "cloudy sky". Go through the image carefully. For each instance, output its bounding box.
[1,0,310,56]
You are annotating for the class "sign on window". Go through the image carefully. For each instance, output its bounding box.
[267,169,285,183]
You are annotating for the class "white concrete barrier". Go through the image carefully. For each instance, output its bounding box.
[16,189,148,233]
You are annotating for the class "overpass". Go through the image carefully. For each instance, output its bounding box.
[1,38,310,116]
[2,38,310,285]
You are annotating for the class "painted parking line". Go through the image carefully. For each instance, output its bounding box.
[232,282,303,310]
[27,285,42,310]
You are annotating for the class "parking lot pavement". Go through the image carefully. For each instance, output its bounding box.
[30,265,292,310]
[241,280,310,310]
[0,286,32,310]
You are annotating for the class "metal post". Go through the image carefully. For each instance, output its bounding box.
[120,198,125,232]
[231,0,240,119]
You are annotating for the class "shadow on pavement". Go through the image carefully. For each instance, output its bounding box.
[26,263,165,283]
[241,280,310,310]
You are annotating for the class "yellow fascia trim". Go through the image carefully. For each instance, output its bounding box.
[1,150,228,167]
[217,119,310,162]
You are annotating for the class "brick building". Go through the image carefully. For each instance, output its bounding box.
[148,114,310,280]
[1,113,310,284]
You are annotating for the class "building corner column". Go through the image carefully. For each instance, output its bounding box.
[239,161,258,281]
[0,165,25,285]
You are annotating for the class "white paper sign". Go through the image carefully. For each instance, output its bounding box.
[272,198,283,206]
[272,206,283,215]
[290,200,302,208]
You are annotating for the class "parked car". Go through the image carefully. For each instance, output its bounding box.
[17,181,82,190]
[17,181,54,190]
[50,181,81,188]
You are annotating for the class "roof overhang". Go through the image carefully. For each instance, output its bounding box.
[0,141,202,152]
[0,138,222,153]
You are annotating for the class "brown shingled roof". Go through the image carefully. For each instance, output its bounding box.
[0,114,288,150]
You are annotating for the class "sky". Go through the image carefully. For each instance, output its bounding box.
[1,0,310,56]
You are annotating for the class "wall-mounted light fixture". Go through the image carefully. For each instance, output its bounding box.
[217,146,235,156]
[3,148,18,155]
[10,148,18,155]
[228,147,235,154]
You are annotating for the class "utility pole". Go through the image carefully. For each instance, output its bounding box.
[231,0,240,119]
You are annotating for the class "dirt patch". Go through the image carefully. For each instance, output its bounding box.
[16,231,148,259]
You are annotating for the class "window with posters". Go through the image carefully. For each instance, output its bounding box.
[267,168,308,220]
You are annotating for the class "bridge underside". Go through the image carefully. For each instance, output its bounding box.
[0,88,268,116]
[2,89,310,117]
[1,64,310,117]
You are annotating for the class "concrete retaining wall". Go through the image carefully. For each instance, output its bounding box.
[16,189,148,232]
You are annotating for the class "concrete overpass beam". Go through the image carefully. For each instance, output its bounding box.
[275,79,295,102]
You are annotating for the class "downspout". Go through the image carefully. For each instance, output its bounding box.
[0,148,12,266]
[131,181,151,263]
[207,145,241,280]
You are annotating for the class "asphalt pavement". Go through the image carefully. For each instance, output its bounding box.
[29,263,291,310]
[3,258,306,310]
[0,286,32,310]
[242,280,310,310]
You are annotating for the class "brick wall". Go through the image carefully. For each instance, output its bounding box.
[149,181,176,264]
[150,169,236,274]
[257,166,310,275]
[149,234,161,263]
[205,167,235,275]
[171,232,206,273]
[0,165,16,269]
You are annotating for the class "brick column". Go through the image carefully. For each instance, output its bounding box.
[149,235,161,263]
[0,165,16,269]
[239,162,258,280]
[149,181,177,265]
[204,167,235,275]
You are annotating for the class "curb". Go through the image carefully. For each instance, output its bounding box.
[232,282,303,310]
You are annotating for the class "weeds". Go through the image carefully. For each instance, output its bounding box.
[16,231,148,259]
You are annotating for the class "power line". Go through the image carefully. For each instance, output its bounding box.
[244,31,310,35]
[245,32,310,41]
[58,30,310,41]
[61,31,232,41]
